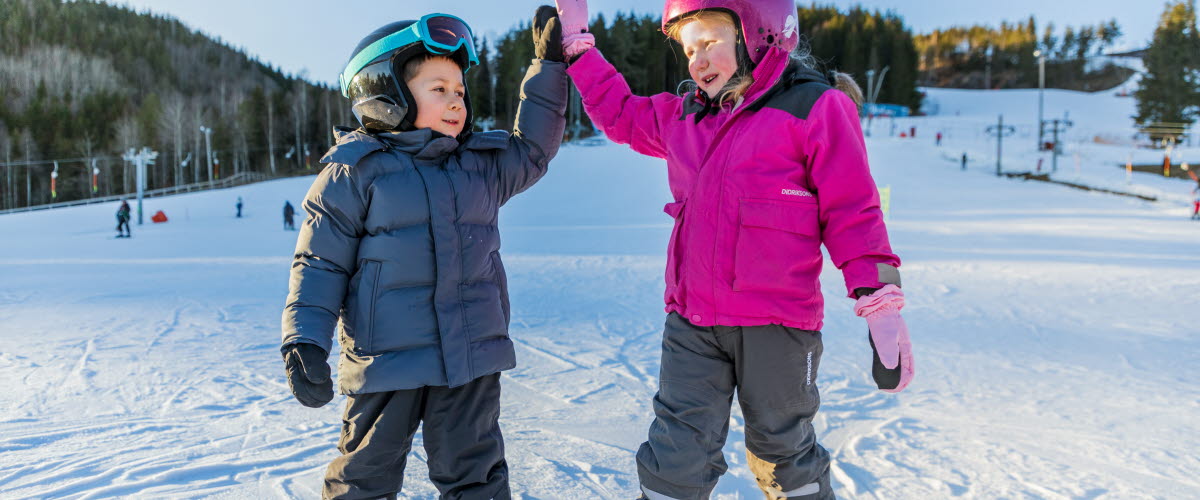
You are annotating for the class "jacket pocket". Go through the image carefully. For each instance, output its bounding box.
[663,200,687,289]
[491,251,511,327]
[356,259,383,353]
[732,198,821,293]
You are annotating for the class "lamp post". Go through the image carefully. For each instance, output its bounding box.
[199,126,213,183]
[1034,50,1046,150]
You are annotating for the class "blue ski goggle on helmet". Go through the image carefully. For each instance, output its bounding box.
[340,13,479,98]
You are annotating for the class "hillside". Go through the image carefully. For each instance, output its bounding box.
[0,0,342,209]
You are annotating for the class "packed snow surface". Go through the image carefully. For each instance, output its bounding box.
[1,82,1198,499]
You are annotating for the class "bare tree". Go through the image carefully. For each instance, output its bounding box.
[0,122,11,210]
[190,98,204,184]
[79,133,96,199]
[0,124,11,210]
[266,94,277,174]
[19,129,35,207]
[115,115,141,195]
[291,78,309,170]
[230,89,247,175]
[0,46,122,112]
[158,93,187,187]
[323,91,333,150]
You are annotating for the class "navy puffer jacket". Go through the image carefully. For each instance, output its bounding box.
[282,60,567,394]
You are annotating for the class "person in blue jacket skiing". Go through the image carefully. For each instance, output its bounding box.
[115,200,131,238]
[279,7,567,499]
[282,200,295,230]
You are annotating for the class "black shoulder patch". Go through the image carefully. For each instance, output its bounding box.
[761,82,833,120]
[680,94,707,120]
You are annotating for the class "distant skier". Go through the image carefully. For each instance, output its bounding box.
[1191,182,1200,220]
[236,196,243,218]
[280,9,565,499]
[560,0,911,498]
[282,201,295,230]
[962,152,968,171]
[115,200,131,238]
[936,131,943,146]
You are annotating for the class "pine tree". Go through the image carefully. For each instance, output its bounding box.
[467,37,496,131]
[1135,0,1200,140]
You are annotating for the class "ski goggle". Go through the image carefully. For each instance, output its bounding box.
[340,13,479,98]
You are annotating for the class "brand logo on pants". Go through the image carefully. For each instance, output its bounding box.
[805,351,813,386]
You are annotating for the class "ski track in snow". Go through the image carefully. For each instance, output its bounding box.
[2,97,1199,498]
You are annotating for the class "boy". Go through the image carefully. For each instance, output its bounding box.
[280,9,567,499]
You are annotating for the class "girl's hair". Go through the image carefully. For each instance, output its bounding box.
[790,42,865,107]
[666,10,865,108]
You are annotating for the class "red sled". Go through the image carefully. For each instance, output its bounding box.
[151,210,168,223]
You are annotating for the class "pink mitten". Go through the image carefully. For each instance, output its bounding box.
[854,285,914,393]
[555,0,594,58]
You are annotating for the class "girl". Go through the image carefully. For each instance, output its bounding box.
[554,1,914,498]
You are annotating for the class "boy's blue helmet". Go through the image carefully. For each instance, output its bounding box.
[341,14,480,134]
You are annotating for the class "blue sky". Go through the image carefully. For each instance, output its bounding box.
[105,0,1170,86]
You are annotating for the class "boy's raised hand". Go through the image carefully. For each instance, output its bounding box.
[554,0,594,59]
[855,285,915,392]
[533,6,564,62]
[282,343,334,408]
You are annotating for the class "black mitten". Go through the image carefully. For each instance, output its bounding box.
[857,286,901,390]
[282,343,334,408]
[532,5,564,62]
[868,332,903,390]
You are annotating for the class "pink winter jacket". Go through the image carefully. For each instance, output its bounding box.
[567,47,900,331]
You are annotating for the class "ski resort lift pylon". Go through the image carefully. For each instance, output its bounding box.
[986,115,1017,177]
[862,66,889,137]
[1043,116,1074,173]
[122,148,158,225]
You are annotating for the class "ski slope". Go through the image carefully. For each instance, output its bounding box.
[1,83,1198,499]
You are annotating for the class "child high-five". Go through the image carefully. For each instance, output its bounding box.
[280,8,568,499]
[556,1,913,498]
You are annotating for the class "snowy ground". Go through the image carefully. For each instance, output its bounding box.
[2,83,1199,499]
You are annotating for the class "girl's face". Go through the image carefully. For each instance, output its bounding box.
[406,57,467,137]
[677,17,740,99]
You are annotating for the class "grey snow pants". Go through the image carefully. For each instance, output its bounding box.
[323,373,510,500]
[637,313,833,500]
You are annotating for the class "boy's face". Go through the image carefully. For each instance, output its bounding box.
[406,57,467,137]
[678,18,739,99]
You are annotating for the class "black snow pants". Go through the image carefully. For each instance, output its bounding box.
[323,373,510,500]
[637,313,833,500]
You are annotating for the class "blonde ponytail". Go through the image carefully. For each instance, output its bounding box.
[832,71,865,107]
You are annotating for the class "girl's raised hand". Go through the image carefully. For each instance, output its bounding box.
[554,0,594,58]
[554,0,588,34]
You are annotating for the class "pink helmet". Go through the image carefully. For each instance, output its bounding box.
[662,0,800,65]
